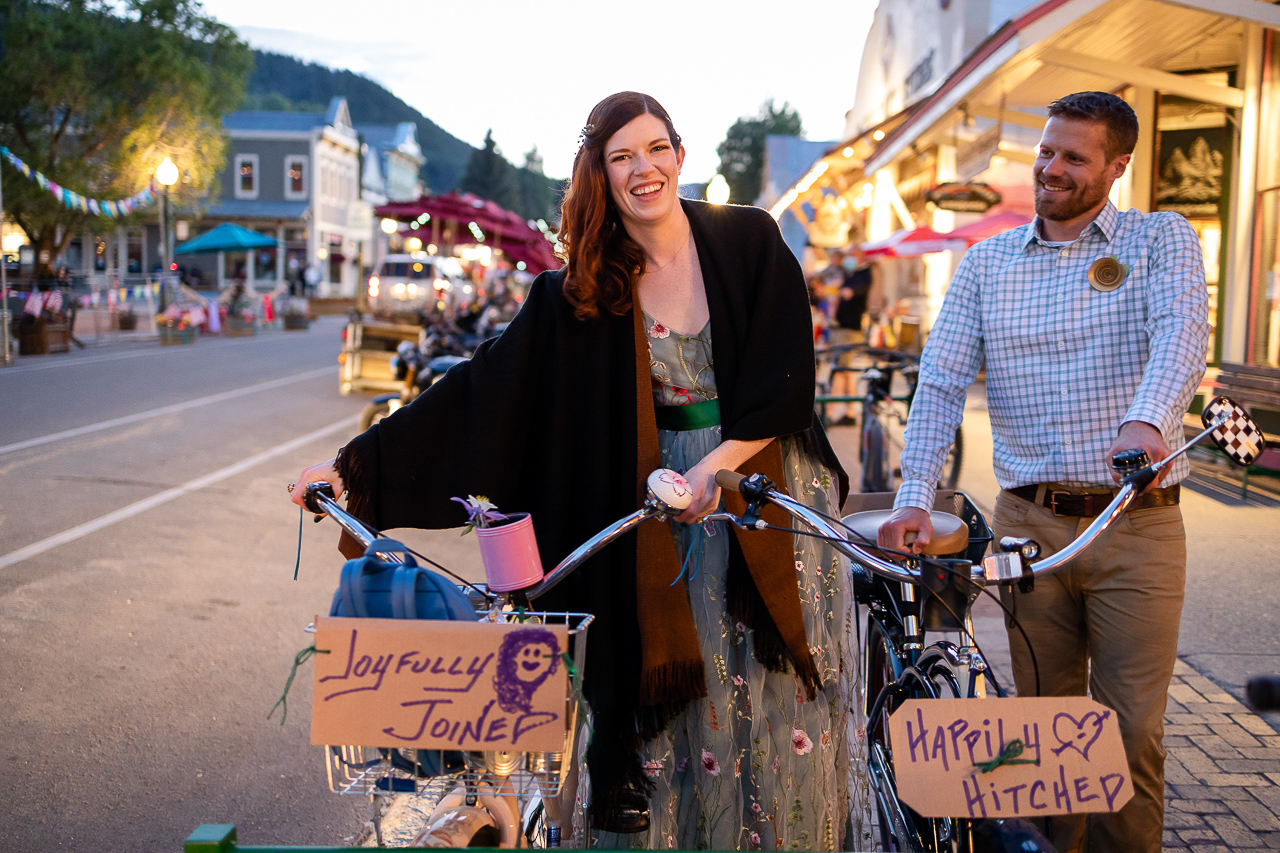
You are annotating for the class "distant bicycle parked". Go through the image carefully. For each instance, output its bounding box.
[815,344,963,493]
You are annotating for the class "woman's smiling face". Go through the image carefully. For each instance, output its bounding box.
[603,112,685,229]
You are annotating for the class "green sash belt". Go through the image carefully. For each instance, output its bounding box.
[654,398,721,431]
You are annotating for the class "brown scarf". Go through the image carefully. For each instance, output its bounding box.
[630,306,821,727]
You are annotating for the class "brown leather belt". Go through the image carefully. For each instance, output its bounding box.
[1007,483,1180,517]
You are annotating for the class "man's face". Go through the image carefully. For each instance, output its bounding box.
[1032,117,1130,224]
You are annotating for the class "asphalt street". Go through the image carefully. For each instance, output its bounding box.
[0,318,486,852]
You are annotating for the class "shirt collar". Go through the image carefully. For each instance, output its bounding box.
[1024,201,1119,249]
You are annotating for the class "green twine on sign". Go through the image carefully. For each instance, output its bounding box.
[269,644,329,726]
[560,651,577,678]
[973,738,1040,774]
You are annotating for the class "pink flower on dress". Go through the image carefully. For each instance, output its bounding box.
[795,560,805,572]
[644,760,664,777]
[648,321,670,339]
[855,726,867,742]
[701,749,720,776]
[751,802,763,814]
[750,832,761,846]
[792,728,814,755]
[733,674,745,686]
[821,730,831,748]
[736,621,746,633]
[676,756,689,772]
[772,756,779,774]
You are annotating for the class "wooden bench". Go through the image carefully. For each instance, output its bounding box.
[1185,363,1280,498]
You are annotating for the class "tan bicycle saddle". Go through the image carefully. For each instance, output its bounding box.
[841,510,970,557]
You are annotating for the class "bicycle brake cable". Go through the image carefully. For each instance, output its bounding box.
[397,543,498,605]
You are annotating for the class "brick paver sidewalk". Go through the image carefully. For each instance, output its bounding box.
[1163,660,1280,851]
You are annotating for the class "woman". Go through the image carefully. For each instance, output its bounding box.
[290,92,867,850]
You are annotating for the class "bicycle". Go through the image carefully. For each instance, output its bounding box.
[814,344,964,493]
[296,469,696,848]
[707,395,1265,852]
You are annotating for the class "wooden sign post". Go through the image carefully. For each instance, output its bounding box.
[888,697,1133,819]
[311,616,570,754]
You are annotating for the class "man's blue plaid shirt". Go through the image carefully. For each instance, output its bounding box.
[895,202,1211,512]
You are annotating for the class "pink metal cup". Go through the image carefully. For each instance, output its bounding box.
[475,512,544,592]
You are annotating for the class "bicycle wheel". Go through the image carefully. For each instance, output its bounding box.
[941,426,964,491]
[866,633,969,851]
[861,406,891,493]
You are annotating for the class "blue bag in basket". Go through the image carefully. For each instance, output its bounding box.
[329,537,475,621]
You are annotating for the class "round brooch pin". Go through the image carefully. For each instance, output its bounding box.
[1089,257,1126,292]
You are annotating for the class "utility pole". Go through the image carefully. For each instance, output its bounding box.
[1,157,11,367]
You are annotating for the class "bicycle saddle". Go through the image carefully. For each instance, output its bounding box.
[841,510,969,556]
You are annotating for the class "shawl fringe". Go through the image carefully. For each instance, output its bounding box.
[336,444,371,560]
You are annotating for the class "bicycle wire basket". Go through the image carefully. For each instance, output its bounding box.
[321,607,593,802]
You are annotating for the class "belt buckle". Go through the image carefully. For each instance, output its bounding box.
[1048,490,1072,517]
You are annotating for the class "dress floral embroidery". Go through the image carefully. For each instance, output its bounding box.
[583,312,872,851]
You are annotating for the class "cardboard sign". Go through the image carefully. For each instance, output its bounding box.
[888,697,1133,819]
[311,616,569,753]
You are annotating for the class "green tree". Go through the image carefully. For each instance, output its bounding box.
[515,146,556,223]
[0,0,253,276]
[716,99,803,205]
[459,129,519,212]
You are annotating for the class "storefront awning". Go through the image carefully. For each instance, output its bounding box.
[863,0,1280,177]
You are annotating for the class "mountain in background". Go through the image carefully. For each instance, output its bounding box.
[244,51,473,192]
[242,50,562,223]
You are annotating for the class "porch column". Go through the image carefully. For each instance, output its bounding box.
[276,223,286,283]
[115,225,127,282]
[1222,22,1265,364]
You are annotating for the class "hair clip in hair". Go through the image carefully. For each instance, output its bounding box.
[577,122,596,149]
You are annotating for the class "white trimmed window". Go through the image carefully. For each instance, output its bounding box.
[234,154,259,199]
[284,156,308,200]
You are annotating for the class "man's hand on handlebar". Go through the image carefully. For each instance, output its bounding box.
[290,457,345,513]
[878,507,932,555]
[1106,421,1170,493]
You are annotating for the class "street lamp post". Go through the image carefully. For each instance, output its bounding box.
[155,157,178,312]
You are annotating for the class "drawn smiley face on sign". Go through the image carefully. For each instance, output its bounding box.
[515,640,557,683]
[1051,710,1110,761]
[493,627,562,714]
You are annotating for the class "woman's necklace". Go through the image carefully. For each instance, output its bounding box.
[645,232,691,276]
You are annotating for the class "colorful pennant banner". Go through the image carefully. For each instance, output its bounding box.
[0,146,157,218]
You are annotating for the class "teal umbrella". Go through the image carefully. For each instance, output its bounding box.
[174,223,278,254]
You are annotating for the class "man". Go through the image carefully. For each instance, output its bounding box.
[879,91,1209,853]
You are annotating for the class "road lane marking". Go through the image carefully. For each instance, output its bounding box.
[0,366,334,456]
[0,415,358,571]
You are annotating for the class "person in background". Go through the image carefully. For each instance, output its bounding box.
[822,248,872,425]
[878,91,1209,853]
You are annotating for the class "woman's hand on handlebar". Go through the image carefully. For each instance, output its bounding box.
[674,461,721,524]
[878,507,932,555]
[289,457,345,511]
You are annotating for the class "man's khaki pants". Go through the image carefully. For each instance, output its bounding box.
[994,487,1187,853]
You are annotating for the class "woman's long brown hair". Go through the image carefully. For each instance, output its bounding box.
[558,92,682,320]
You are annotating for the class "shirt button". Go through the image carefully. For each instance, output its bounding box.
[1061,389,1068,396]
[1059,249,1068,258]
[1065,439,1073,446]
[1056,293,1064,300]
[1058,341,1065,348]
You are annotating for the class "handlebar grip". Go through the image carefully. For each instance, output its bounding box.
[302,481,336,514]
[715,469,747,493]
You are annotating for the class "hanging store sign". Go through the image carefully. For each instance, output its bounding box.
[926,182,1003,213]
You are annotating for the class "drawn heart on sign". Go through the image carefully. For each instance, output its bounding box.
[1051,710,1110,761]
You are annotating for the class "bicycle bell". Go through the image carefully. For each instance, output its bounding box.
[646,468,694,517]
[1110,448,1150,477]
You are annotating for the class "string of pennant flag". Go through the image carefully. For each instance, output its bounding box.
[0,146,157,217]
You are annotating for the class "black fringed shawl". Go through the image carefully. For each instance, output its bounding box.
[336,199,848,822]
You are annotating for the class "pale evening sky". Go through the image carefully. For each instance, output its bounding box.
[200,0,877,183]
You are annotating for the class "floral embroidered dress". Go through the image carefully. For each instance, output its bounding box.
[588,313,871,851]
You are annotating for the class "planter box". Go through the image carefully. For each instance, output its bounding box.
[159,324,195,346]
[18,318,48,355]
[282,314,310,331]
[116,313,138,332]
[225,316,257,337]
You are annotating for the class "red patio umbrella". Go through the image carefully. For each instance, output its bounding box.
[945,210,1033,245]
[860,226,966,257]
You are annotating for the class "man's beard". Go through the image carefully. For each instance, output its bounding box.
[1034,172,1111,222]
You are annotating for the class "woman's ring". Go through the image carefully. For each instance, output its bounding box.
[287,482,296,494]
